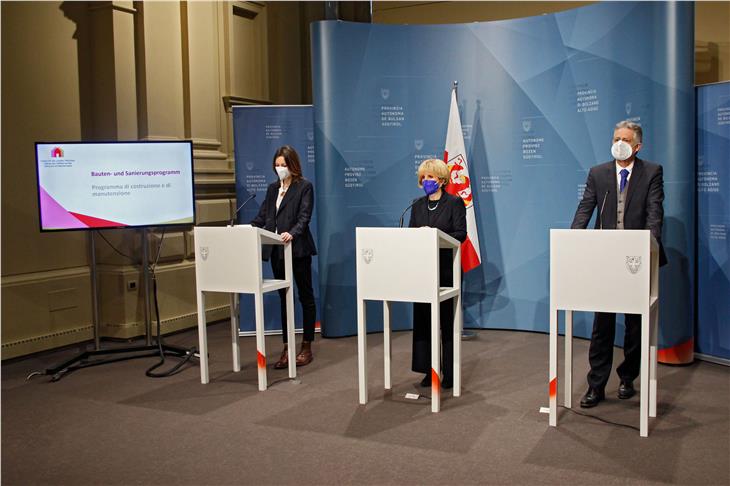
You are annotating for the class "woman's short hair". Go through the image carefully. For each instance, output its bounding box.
[272,145,303,180]
[417,158,450,187]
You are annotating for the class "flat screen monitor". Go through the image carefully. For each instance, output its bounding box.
[35,141,195,231]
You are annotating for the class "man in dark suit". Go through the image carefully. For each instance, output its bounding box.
[571,120,667,408]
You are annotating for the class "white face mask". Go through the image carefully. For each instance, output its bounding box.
[611,140,634,161]
[275,166,290,181]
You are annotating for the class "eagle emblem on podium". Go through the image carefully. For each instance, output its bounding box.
[626,256,641,274]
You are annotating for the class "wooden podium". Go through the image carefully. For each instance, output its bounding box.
[549,229,660,437]
[356,227,462,412]
[194,225,295,390]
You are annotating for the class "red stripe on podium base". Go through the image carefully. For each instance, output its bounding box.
[431,368,440,392]
[257,351,266,369]
[549,378,557,399]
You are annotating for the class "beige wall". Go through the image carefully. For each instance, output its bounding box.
[373,1,594,23]
[1,1,281,359]
[2,3,94,357]
[695,1,730,84]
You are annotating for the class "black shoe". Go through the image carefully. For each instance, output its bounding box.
[580,388,605,408]
[419,374,430,387]
[618,380,636,399]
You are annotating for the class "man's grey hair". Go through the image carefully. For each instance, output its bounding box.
[615,120,643,143]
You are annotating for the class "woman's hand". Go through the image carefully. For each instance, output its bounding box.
[280,232,294,243]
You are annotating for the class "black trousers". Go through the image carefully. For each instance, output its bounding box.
[412,249,455,382]
[412,300,454,382]
[587,312,642,390]
[270,249,316,344]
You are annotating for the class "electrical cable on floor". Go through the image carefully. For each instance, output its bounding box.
[559,405,639,431]
[145,228,197,378]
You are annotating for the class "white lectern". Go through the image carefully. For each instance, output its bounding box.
[549,229,659,437]
[194,225,295,390]
[356,227,462,412]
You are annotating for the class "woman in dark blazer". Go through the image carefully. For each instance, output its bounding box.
[409,158,466,389]
[250,145,317,368]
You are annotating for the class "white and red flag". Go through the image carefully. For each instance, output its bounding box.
[444,87,482,272]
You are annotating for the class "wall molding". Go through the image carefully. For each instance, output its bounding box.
[89,2,137,15]
[100,305,230,338]
[222,95,272,112]
[2,267,90,286]
[2,326,94,360]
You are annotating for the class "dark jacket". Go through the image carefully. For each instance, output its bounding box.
[250,178,317,259]
[409,191,467,284]
[409,191,467,243]
[571,157,667,266]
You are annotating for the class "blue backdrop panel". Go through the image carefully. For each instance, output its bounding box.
[232,106,319,334]
[697,82,730,361]
[311,1,694,359]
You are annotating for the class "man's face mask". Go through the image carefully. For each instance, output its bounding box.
[611,140,634,161]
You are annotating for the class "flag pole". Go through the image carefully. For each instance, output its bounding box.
[451,80,477,341]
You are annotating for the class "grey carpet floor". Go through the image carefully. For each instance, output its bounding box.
[2,323,729,485]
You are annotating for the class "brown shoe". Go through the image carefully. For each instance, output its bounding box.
[273,345,288,369]
[295,341,313,367]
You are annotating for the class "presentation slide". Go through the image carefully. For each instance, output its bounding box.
[36,141,195,231]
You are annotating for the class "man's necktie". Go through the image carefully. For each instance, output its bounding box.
[619,168,629,193]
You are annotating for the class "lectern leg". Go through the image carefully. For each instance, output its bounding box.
[431,301,441,413]
[230,294,241,373]
[640,310,650,437]
[286,285,296,379]
[649,305,658,418]
[453,292,462,398]
[564,310,573,409]
[357,298,368,405]
[254,293,267,391]
[383,301,391,390]
[197,291,209,384]
[549,307,558,427]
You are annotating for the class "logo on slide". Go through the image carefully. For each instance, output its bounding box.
[199,246,209,261]
[626,256,641,274]
[361,248,373,264]
[51,147,64,158]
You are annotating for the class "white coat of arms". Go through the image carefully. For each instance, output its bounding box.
[362,248,374,264]
[200,246,209,261]
[626,256,641,274]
